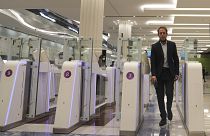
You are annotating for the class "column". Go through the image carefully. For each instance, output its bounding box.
[79,0,105,120]
[79,0,104,51]
[118,20,132,39]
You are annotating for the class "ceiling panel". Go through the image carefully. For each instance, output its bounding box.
[0,0,210,52]
[177,0,210,8]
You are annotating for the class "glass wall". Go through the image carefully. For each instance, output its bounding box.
[119,38,142,62]
[0,27,64,62]
[0,26,117,118]
[0,27,66,117]
[176,38,200,122]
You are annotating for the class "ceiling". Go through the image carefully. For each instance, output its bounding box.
[0,0,210,53]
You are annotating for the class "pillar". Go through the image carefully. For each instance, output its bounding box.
[79,0,104,51]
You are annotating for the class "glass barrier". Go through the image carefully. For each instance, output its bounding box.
[0,26,118,119]
[41,39,63,62]
[120,38,142,62]
[79,38,93,62]
[63,38,77,61]
[0,27,68,118]
[105,48,117,67]
[181,38,198,61]
[0,36,13,60]
[176,38,198,123]
[176,61,186,121]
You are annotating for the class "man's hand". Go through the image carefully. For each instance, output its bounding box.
[151,76,157,84]
[174,75,179,81]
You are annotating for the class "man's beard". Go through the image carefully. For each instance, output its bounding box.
[160,39,166,44]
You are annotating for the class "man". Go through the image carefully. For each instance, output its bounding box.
[151,26,179,127]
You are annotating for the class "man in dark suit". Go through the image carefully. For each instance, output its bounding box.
[151,26,179,127]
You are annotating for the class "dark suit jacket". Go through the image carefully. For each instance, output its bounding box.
[151,40,179,78]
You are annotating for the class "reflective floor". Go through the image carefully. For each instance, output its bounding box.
[3,92,188,136]
[0,76,209,136]
[138,94,187,136]
[203,76,210,135]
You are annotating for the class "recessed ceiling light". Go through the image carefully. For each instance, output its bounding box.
[172,27,209,29]
[140,4,176,11]
[172,8,210,10]
[144,8,210,11]
[171,33,209,35]
[68,27,79,34]
[73,20,80,24]
[151,30,157,34]
[174,24,209,26]
[201,48,208,50]
[199,40,210,42]
[146,20,173,25]
[206,45,210,47]
[40,12,56,22]
[171,14,210,17]
[172,36,210,38]
[151,30,174,34]
[151,37,159,40]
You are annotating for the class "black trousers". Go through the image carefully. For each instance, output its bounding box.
[155,68,174,120]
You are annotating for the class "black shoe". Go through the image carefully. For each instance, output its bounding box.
[168,112,173,121]
[159,119,167,127]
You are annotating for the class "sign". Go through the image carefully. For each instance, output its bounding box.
[5,69,13,77]
[126,72,134,80]
[64,70,71,78]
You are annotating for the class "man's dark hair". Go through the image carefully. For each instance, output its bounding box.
[157,26,168,34]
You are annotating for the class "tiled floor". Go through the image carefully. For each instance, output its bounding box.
[203,76,210,94]
[1,76,209,136]
[5,93,188,136]
[84,105,116,126]
[7,117,119,136]
[203,76,210,135]
[138,94,187,136]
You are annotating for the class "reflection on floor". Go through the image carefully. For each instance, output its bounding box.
[138,94,187,136]
[203,76,210,135]
[27,103,115,126]
[4,77,210,135]
[85,104,115,126]
[28,112,55,124]
[5,92,189,136]
[203,76,210,94]
[0,67,209,136]
[7,104,118,135]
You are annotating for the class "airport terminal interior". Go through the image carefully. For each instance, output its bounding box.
[0,0,210,136]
